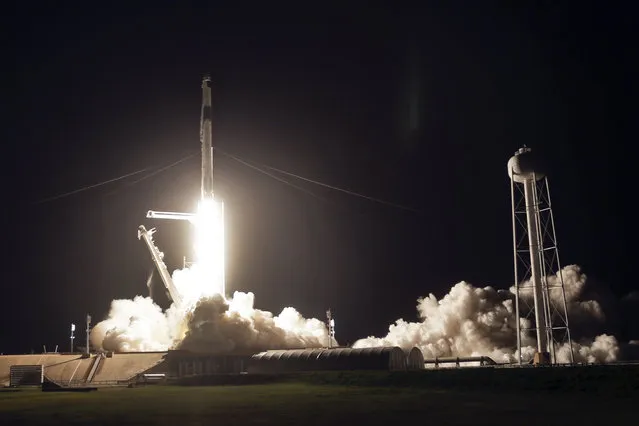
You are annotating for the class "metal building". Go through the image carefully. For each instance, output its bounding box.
[405,347,425,370]
[248,347,407,373]
[166,350,252,377]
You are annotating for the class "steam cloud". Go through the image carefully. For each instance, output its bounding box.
[92,263,627,364]
[354,265,623,364]
[179,293,334,353]
[90,266,335,353]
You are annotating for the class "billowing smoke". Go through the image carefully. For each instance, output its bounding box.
[354,282,520,361]
[90,266,335,353]
[92,262,629,364]
[178,292,333,353]
[90,296,178,352]
[354,265,623,364]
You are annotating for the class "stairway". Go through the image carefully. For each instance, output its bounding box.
[85,354,104,383]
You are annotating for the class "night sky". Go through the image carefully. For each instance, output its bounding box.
[7,3,635,353]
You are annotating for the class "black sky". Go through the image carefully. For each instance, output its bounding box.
[6,3,636,353]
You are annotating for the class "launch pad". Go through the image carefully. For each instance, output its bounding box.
[10,79,617,390]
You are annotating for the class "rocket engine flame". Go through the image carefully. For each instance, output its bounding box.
[184,197,225,303]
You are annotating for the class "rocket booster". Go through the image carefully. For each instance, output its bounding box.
[200,75,214,200]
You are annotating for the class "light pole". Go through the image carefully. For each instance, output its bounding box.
[326,310,335,349]
[70,323,75,353]
[85,314,92,355]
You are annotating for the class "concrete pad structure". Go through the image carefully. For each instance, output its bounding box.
[1,352,168,387]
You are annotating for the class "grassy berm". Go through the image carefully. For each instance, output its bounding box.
[1,365,637,426]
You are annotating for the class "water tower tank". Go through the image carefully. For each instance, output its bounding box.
[507,146,545,183]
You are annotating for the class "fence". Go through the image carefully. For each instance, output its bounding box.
[47,378,132,388]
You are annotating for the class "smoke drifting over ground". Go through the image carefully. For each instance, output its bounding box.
[92,263,628,364]
[90,296,176,352]
[90,266,334,353]
[354,265,624,363]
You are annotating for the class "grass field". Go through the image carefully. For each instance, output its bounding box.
[1,368,638,425]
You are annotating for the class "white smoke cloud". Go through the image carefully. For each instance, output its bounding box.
[90,296,176,352]
[179,292,333,353]
[92,262,622,364]
[354,265,620,364]
[571,334,619,363]
[91,267,335,353]
[354,281,525,363]
[512,265,607,326]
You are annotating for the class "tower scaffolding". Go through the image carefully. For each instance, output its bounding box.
[509,146,574,365]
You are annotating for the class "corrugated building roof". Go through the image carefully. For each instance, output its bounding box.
[248,346,407,373]
[406,347,425,370]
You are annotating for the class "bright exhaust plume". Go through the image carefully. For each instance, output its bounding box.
[188,197,225,302]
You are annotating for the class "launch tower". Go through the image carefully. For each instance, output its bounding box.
[508,146,574,365]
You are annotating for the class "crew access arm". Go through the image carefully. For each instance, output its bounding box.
[137,225,182,307]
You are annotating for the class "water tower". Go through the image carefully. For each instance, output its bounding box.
[508,146,574,365]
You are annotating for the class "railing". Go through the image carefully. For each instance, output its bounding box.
[423,356,497,367]
[491,360,639,368]
[46,378,132,388]
[85,354,103,383]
